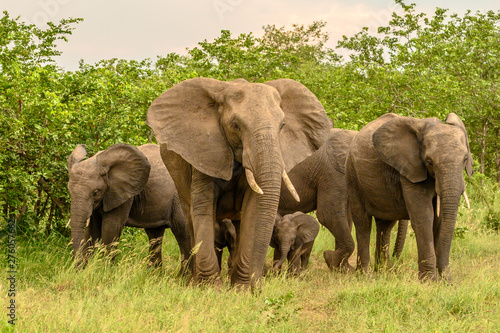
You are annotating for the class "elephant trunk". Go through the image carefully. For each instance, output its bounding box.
[235,132,283,289]
[392,220,409,259]
[274,242,291,271]
[69,199,93,264]
[435,172,463,280]
[250,163,282,286]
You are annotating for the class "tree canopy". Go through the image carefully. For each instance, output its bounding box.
[1,1,499,234]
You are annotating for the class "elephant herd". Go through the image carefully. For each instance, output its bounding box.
[67,78,473,291]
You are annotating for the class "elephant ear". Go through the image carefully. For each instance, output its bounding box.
[445,113,474,177]
[67,144,87,171]
[293,214,319,246]
[264,79,332,172]
[96,144,151,212]
[326,129,357,174]
[373,116,430,183]
[147,77,234,180]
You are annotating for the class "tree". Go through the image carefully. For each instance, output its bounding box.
[337,1,500,180]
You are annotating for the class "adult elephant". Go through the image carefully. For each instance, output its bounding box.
[346,113,473,281]
[147,78,331,290]
[278,129,410,272]
[67,143,191,269]
[278,128,356,271]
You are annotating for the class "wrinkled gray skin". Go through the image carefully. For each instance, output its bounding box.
[346,113,473,281]
[279,128,408,271]
[278,128,356,271]
[214,219,237,270]
[147,78,331,290]
[67,143,191,268]
[270,212,319,275]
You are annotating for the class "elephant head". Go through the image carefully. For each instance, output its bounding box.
[147,78,331,288]
[372,113,473,277]
[67,144,150,262]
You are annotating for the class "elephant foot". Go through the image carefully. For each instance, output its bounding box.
[339,259,354,273]
[191,274,222,288]
[324,250,353,272]
[418,270,438,283]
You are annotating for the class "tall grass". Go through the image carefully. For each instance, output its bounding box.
[2,177,500,332]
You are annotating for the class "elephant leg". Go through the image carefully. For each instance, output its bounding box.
[144,226,166,268]
[272,247,280,270]
[374,219,397,270]
[287,247,302,276]
[300,241,314,271]
[169,194,192,275]
[100,199,132,262]
[402,179,437,280]
[317,182,355,271]
[352,210,372,273]
[190,168,220,283]
[215,246,224,271]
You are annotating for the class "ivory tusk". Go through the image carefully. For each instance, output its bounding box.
[282,170,300,202]
[463,191,470,209]
[436,195,440,218]
[245,168,264,195]
[66,218,91,228]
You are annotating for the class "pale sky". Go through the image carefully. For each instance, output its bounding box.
[3,0,500,71]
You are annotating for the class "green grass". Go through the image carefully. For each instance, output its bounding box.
[3,188,500,332]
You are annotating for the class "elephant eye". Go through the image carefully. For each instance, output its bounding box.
[231,121,240,131]
[280,122,285,130]
[463,155,468,163]
[92,190,100,197]
[425,158,433,166]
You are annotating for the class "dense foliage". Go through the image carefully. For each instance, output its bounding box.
[1,1,500,235]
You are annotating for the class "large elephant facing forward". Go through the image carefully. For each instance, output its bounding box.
[67,143,191,268]
[147,78,331,290]
[346,113,473,280]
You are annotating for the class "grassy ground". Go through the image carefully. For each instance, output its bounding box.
[3,192,500,332]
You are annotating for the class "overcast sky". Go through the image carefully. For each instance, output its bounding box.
[3,0,500,71]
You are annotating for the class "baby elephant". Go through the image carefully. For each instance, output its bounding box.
[270,212,320,275]
[214,219,237,270]
[67,143,191,269]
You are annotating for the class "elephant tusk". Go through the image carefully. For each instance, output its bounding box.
[436,195,440,217]
[66,218,90,228]
[245,168,264,195]
[282,170,300,202]
[463,191,470,209]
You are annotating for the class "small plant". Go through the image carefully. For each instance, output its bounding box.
[454,226,469,239]
[484,209,500,233]
[263,291,301,324]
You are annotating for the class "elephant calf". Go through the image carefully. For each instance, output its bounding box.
[214,219,237,270]
[67,143,191,268]
[270,212,320,275]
